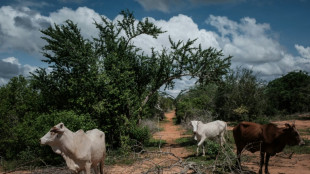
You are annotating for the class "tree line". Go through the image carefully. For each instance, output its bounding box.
[175,69,310,124]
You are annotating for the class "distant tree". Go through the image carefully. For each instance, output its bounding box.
[266,70,310,114]
[215,68,267,122]
[175,83,218,123]
[158,95,174,112]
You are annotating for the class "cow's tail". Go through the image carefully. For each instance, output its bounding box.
[219,121,228,146]
[224,121,228,143]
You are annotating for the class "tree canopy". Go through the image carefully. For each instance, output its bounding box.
[21,10,232,149]
[266,70,310,114]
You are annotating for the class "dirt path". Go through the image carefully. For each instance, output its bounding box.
[153,111,192,158]
[106,111,193,174]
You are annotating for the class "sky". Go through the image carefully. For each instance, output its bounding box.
[0,0,309,97]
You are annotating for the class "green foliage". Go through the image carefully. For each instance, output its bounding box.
[0,76,40,160]
[158,95,174,112]
[33,10,230,148]
[266,70,310,114]
[0,10,232,166]
[175,83,218,123]
[129,124,151,145]
[215,68,267,122]
[34,110,97,132]
[205,140,220,159]
[0,107,96,170]
[32,20,98,113]
[146,138,166,147]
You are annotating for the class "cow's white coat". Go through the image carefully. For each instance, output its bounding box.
[40,123,106,174]
[191,120,227,156]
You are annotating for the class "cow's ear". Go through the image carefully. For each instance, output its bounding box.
[57,123,65,133]
[285,123,292,129]
[285,123,295,131]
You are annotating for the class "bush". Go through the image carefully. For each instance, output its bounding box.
[129,124,151,145]
[215,68,267,122]
[205,140,220,159]
[34,110,97,132]
[1,110,97,167]
[175,84,218,124]
[140,118,160,134]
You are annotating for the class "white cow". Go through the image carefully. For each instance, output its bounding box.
[191,120,227,156]
[40,123,106,174]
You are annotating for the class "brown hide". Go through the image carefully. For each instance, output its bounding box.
[233,121,302,155]
[233,121,304,174]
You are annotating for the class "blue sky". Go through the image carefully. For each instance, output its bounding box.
[0,0,309,96]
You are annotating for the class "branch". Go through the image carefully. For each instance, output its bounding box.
[141,73,194,107]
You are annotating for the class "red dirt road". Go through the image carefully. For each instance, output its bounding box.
[153,111,192,158]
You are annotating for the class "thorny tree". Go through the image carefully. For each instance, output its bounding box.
[32,10,231,147]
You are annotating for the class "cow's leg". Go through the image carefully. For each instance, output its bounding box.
[220,133,226,146]
[202,141,206,156]
[85,162,92,174]
[259,151,265,174]
[218,132,224,147]
[196,144,200,156]
[100,158,105,174]
[93,163,99,174]
[197,137,206,156]
[236,148,242,171]
[264,153,271,174]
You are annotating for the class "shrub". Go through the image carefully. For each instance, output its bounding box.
[129,124,151,145]
[18,111,95,163]
[140,118,160,134]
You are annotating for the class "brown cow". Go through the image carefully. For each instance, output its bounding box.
[233,121,304,174]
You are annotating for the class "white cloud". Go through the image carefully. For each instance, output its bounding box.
[160,76,197,97]
[0,6,102,85]
[49,7,102,39]
[0,6,102,56]
[0,6,50,54]
[0,57,37,86]
[295,44,310,59]
[207,15,283,64]
[204,15,310,81]
[132,14,220,55]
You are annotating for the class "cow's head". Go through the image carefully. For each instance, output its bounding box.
[191,121,199,133]
[40,123,65,145]
[191,121,199,140]
[284,123,305,146]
